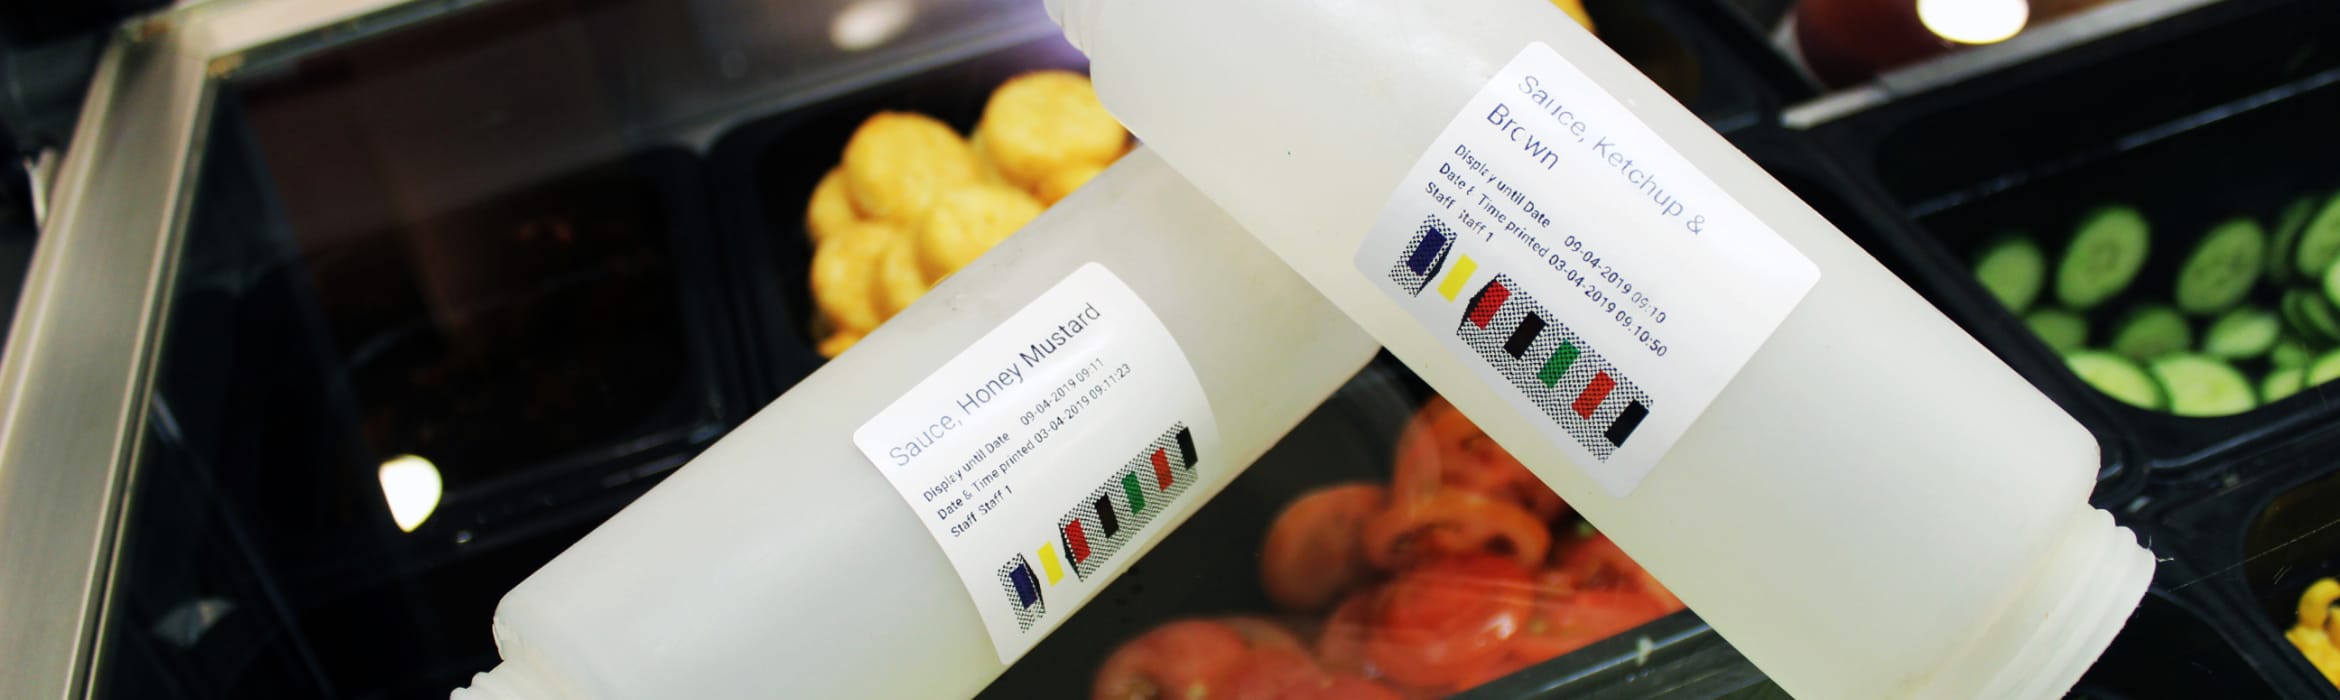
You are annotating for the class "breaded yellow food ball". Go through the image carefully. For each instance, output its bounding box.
[842,112,981,222]
[1033,162,1107,205]
[970,132,1013,187]
[805,168,861,243]
[916,183,1044,282]
[974,71,1127,190]
[818,331,863,358]
[810,220,901,334]
[877,237,932,316]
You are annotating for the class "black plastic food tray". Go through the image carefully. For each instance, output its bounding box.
[2142,426,2340,699]
[705,33,1092,401]
[1798,0,2340,473]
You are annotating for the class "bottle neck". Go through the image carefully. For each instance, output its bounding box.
[450,660,559,700]
[1927,505,2154,698]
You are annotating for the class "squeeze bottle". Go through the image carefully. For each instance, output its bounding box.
[1049,1,2151,697]
[448,148,1377,699]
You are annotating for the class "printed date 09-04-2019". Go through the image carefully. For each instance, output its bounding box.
[1555,234,1670,358]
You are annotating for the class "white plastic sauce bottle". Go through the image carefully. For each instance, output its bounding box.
[449,148,1378,699]
[1049,1,2151,697]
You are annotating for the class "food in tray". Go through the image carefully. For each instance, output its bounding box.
[806,169,859,244]
[805,72,1131,357]
[1261,483,1388,613]
[975,70,1130,193]
[840,112,983,223]
[2288,577,2340,687]
[1093,397,1681,699]
[1975,193,2340,415]
[916,183,1046,281]
[876,239,929,316]
[1037,161,1108,206]
[810,219,903,336]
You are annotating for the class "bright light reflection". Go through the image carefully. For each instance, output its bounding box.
[1918,0,2029,45]
[379,454,443,533]
[831,0,916,52]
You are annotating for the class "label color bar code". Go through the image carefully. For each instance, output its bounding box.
[1121,472,1145,514]
[1445,273,1654,459]
[1439,255,1479,301]
[1505,313,1547,358]
[1094,494,1120,536]
[1150,449,1172,490]
[1064,519,1091,564]
[1467,281,1511,329]
[1538,343,1579,387]
[1573,372,1616,419]
[1387,220,1456,296]
[1004,423,1201,631]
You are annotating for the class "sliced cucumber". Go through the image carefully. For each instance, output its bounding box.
[2313,351,2340,387]
[2025,308,2089,354]
[1975,236,2046,313]
[2273,337,2316,369]
[2286,289,2340,344]
[2147,355,2257,417]
[2270,196,2317,284]
[2294,191,2340,281]
[2202,307,2281,359]
[2110,305,2192,361]
[2068,351,2164,410]
[2326,253,2340,312]
[2263,367,2306,403]
[2174,218,2265,315]
[2056,206,2152,310]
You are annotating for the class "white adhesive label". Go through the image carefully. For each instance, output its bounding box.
[1356,42,1818,496]
[854,263,1219,663]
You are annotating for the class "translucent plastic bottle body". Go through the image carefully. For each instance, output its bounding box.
[1049,2,2152,698]
[449,148,1377,699]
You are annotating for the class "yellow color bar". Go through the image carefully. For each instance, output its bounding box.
[1438,255,1479,301]
[1036,543,1065,585]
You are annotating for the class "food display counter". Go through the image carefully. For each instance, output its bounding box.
[4,0,2339,698]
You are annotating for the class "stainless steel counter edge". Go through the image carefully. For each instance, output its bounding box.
[0,1,412,698]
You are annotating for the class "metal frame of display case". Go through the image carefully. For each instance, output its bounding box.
[0,0,1058,697]
[0,3,409,697]
[6,0,2323,698]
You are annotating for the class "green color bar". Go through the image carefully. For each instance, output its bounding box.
[1538,342,1580,387]
[1121,471,1146,514]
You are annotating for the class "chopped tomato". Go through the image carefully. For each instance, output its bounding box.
[1093,620,1253,700]
[1363,555,1534,688]
[1391,397,1569,521]
[1361,491,1550,571]
[1221,616,1309,654]
[1314,587,1380,679]
[1284,675,1404,700]
[1218,647,1330,700]
[1260,483,1389,613]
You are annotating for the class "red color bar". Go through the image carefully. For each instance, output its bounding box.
[1151,448,1173,490]
[1468,281,1511,328]
[1574,371,1616,418]
[1065,520,1091,563]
